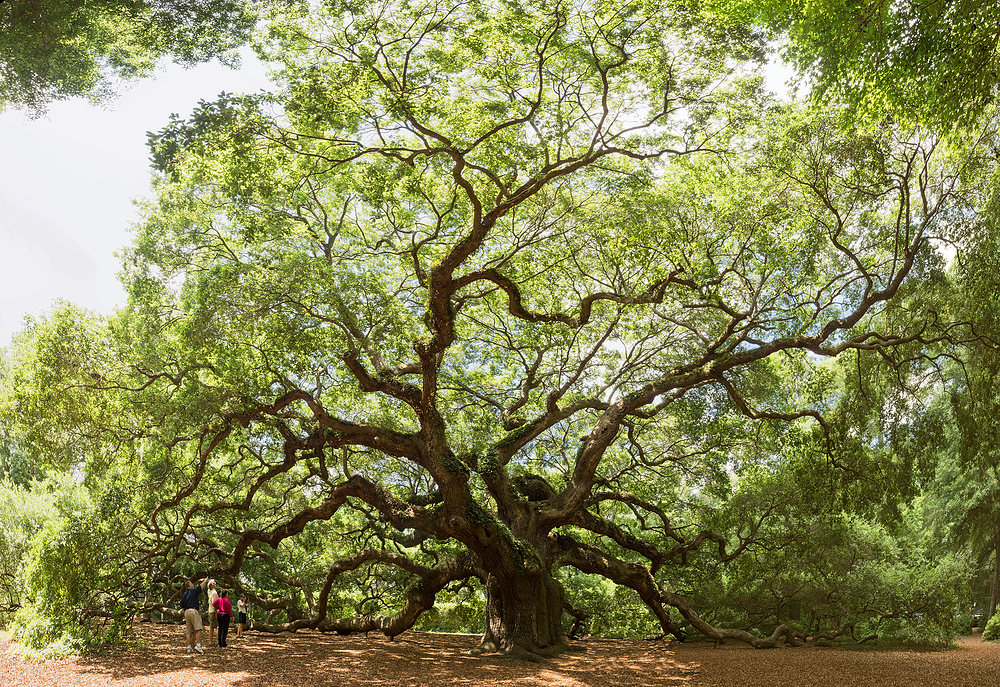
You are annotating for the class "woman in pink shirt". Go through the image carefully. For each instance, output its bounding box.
[211,589,234,648]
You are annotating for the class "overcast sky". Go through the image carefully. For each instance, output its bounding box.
[0,57,271,349]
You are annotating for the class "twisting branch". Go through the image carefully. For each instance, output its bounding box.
[559,537,803,648]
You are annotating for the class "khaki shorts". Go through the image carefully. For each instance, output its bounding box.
[184,608,203,633]
[209,612,218,629]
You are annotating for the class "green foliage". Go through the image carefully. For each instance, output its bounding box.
[0,0,283,111]
[0,473,91,624]
[982,613,1000,641]
[560,571,661,638]
[681,459,971,646]
[414,587,484,634]
[0,481,51,621]
[0,352,41,487]
[752,0,1000,131]
[4,477,138,654]
[9,604,131,660]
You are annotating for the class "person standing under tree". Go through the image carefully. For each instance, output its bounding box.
[179,574,210,654]
[206,579,218,647]
[237,595,248,639]
[212,589,234,648]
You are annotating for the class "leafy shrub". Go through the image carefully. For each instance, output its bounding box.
[414,602,483,634]
[9,613,91,659]
[955,613,974,635]
[982,613,1000,641]
[414,586,484,634]
[0,473,85,624]
[559,569,660,638]
[11,505,133,656]
[685,506,970,647]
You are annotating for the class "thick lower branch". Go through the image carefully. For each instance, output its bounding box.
[559,538,803,648]
[239,550,479,639]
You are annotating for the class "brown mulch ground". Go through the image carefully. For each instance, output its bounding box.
[2,623,999,687]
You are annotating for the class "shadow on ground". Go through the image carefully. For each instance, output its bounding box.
[64,622,699,687]
[12,624,999,686]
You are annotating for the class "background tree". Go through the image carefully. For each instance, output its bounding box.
[924,212,1000,623]
[0,0,295,111]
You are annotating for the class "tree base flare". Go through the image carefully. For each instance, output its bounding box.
[470,638,570,661]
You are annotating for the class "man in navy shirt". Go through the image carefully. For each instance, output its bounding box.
[180,574,210,654]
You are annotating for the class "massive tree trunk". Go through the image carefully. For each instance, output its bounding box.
[462,497,568,659]
[474,568,567,660]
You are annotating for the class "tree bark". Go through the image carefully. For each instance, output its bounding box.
[473,570,567,660]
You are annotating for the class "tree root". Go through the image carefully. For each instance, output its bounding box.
[470,638,570,661]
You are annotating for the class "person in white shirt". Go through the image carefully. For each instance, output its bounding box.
[237,595,248,638]
[206,579,218,648]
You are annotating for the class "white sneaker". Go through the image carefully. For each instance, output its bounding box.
[194,644,204,654]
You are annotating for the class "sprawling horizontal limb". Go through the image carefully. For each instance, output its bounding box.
[559,537,803,648]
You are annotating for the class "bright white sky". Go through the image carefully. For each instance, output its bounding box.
[0,57,271,349]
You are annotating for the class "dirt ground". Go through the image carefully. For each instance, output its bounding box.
[2,623,999,687]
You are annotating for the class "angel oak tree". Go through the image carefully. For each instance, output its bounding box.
[9,0,994,659]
